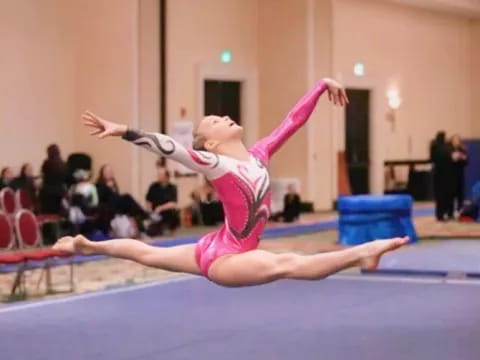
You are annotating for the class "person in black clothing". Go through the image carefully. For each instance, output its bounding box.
[283,184,301,223]
[146,165,180,236]
[0,167,14,190]
[96,164,120,206]
[11,163,38,209]
[450,134,468,212]
[39,144,67,215]
[191,178,224,226]
[96,164,147,234]
[430,131,455,221]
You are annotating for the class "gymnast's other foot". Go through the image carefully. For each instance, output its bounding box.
[53,235,95,256]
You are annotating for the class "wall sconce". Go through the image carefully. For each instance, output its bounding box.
[386,88,402,130]
[387,89,402,110]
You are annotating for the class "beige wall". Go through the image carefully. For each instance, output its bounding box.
[167,0,258,122]
[333,0,473,192]
[2,0,478,210]
[310,0,335,209]
[0,0,76,174]
[258,0,336,210]
[258,0,310,198]
[0,0,144,200]
[71,0,161,204]
[138,0,161,203]
[471,20,480,136]
[167,0,259,206]
[72,0,138,197]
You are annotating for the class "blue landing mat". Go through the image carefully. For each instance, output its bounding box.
[1,277,479,360]
[369,239,480,277]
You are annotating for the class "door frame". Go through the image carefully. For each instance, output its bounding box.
[340,79,385,195]
[344,87,371,194]
[196,64,258,147]
[203,80,242,125]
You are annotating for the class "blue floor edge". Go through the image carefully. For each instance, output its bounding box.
[362,268,480,279]
[362,268,448,278]
[0,209,433,274]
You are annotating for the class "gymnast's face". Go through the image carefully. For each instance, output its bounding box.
[196,115,243,152]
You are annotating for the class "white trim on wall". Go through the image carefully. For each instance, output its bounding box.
[306,0,316,204]
[338,76,386,195]
[196,64,258,148]
[131,0,141,200]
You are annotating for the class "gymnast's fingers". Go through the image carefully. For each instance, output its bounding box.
[83,110,99,119]
[333,92,340,106]
[341,88,349,105]
[83,119,99,128]
[338,89,345,106]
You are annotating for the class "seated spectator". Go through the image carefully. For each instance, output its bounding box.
[70,169,99,210]
[96,164,147,234]
[191,178,224,226]
[0,166,14,189]
[189,191,202,226]
[146,165,180,236]
[39,144,67,215]
[11,163,38,209]
[283,184,301,223]
[68,193,96,236]
[110,196,139,239]
[96,164,120,206]
[271,184,302,223]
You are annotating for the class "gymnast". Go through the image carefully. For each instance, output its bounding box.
[54,78,408,287]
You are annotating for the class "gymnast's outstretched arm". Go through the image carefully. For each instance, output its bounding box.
[250,79,348,162]
[82,111,225,178]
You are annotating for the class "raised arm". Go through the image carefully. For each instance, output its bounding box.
[250,79,347,163]
[82,111,225,178]
[122,128,223,175]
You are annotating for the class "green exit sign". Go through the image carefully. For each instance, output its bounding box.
[221,50,232,63]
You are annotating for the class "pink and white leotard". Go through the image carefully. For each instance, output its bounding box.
[123,81,328,276]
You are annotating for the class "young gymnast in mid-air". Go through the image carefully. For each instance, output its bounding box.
[54,78,408,287]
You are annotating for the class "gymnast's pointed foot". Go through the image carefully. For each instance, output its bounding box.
[359,237,409,271]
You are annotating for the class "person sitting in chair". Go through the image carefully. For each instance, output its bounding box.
[283,184,301,223]
[146,164,180,236]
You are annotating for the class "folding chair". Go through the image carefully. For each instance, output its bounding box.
[0,211,26,299]
[14,209,74,294]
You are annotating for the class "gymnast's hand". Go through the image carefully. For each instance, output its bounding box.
[323,78,349,106]
[82,111,128,138]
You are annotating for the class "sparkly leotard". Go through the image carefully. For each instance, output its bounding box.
[123,81,328,276]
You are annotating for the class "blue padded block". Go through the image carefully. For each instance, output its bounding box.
[464,139,480,199]
[338,195,418,245]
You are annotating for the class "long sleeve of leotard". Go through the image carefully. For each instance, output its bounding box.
[250,80,328,163]
[122,129,225,178]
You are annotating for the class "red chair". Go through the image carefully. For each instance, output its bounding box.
[36,212,64,246]
[0,187,17,216]
[0,211,26,298]
[15,188,34,211]
[15,209,73,294]
[0,211,15,252]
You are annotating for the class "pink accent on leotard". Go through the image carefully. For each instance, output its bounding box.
[123,81,328,276]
